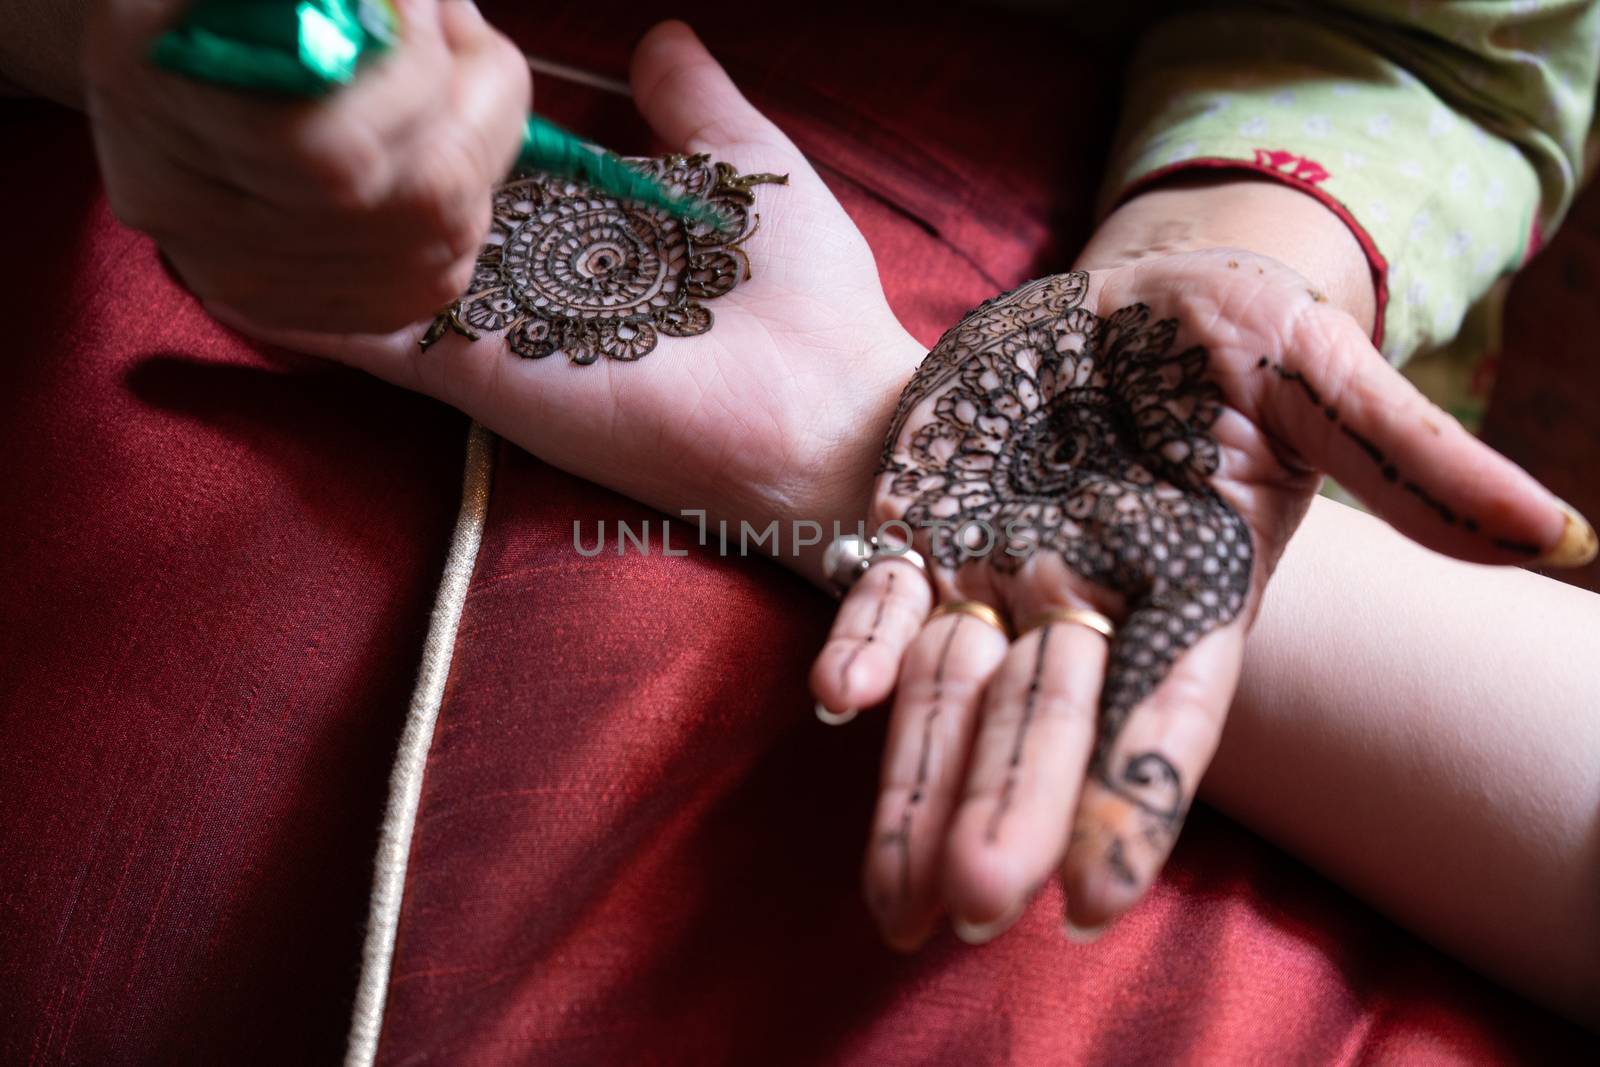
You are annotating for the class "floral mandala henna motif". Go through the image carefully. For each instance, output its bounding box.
[882,273,1254,861]
[420,154,786,363]
[878,272,1089,474]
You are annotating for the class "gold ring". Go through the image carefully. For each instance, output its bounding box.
[1021,607,1115,641]
[928,600,1011,638]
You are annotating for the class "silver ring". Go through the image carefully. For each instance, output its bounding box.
[823,534,927,597]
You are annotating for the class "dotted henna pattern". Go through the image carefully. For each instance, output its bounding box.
[882,273,1254,842]
[420,154,785,363]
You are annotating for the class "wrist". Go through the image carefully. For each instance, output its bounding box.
[1075,174,1377,334]
[784,328,927,589]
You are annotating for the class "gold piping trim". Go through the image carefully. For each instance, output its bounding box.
[346,422,496,1067]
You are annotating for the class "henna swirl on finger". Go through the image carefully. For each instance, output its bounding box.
[421,154,786,362]
[882,274,1253,846]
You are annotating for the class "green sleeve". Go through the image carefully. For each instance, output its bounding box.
[1102,0,1599,376]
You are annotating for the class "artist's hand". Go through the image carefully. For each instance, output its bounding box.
[221,20,924,574]
[810,252,1591,950]
[85,0,529,333]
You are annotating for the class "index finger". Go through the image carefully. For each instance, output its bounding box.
[1060,615,1246,935]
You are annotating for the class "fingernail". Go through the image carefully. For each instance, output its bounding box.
[1536,499,1599,569]
[1062,918,1107,944]
[952,903,1022,945]
[815,701,857,726]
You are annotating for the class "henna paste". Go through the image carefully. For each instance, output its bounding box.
[883,273,1253,845]
[421,154,786,363]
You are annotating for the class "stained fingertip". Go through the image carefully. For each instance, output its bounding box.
[885,932,932,955]
[1060,823,1156,930]
[1535,498,1599,569]
[1060,859,1138,931]
[876,910,937,954]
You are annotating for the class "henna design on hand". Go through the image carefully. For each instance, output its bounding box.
[839,570,896,689]
[421,154,786,363]
[882,274,1254,847]
[879,273,1088,475]
[987,623,1054,842]
[1259,357,1541,555]
[876,613,961,912]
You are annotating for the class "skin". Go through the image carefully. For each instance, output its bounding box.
[233,24,1597,1020]
[79,0,530,333]
[4,7,1594,1026]
[1215,495,1600,1027]
[812,247,1567,947]
[225,23,929,588]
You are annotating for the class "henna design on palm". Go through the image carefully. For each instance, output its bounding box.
[421,154,785,362]
[882,274,1253,846]
[879,273,1088,475]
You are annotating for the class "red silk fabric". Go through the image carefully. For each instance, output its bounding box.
[0,2,1592,1063]
[0,109,468,1061]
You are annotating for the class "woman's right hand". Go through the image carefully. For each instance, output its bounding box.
[86,0,530,334]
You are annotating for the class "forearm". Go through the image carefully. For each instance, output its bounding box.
[1213,494,1600,1025]
[0,1,90,106]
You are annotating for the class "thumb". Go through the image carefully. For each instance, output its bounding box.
[627,20,800,169]
[1261,305,1595,569]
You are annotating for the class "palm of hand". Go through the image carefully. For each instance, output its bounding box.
[816,248,1562,947]
[242,24,921,539]
[884,271,1256,738]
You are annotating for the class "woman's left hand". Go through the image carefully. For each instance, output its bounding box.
[809,251,1589,949]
